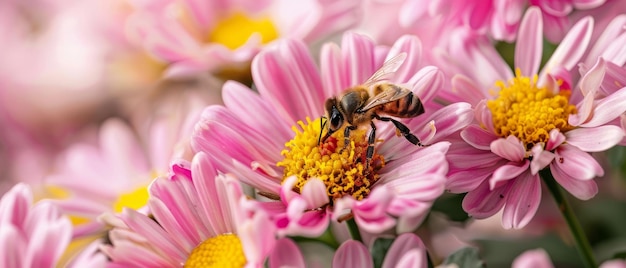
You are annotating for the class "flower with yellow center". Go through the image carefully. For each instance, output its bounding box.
[277,117,385,202]
[103,153,276,267]
[446,7,625,230]
[126,0,361,77]
[192,34,461,236]
[487,70,577,150]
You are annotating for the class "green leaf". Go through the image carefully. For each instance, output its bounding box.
[372,237,394,268]
[431,193,469,222]
[443,247,486,268]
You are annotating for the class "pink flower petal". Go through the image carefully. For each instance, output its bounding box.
[350,187,396,234]
[409,66,444,105]
[387,35,423,84]
[341,32,378,87]
[23,203,72,268]
[451,74,489,105]
[0,183,32,227]
[393,249,427,268]
[381,233,426,268]
[502,172,541,229]
[579,57,605,97]
[540,17,593,78]
[584,15,626,68]
[462,124,499,150]
[283,197,330,237]
[577,87,626,128]
[238,209,276,266]
[565,125,624,152]
[447,165,497,193]
[490,136,525,161]
[320,42,345,97]
[515,7,543,76]
[269,238,305,268]
[252,39,324,122]
[0,225,23,268]
[120,208,187,261]
[554,144,604,180]
[490,161,530,190]
[530,144,555,175]
[191,153,227,237]
[301,179,331,209]
[333,240,373,268]
[550,162,598,200]
[192,107,258,162]
[447,142,504,169]
[512,249,554,268]
[421,102,474,144]
[222,81,293,146]
[463,180,510,219]
[546,129,567,151]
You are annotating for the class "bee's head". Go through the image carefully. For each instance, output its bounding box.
[319,98,344,144]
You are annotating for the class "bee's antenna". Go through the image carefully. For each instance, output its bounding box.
[318,116,327,145]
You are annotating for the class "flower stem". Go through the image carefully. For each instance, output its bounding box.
[539,168,597,268]
[346,218,363,243]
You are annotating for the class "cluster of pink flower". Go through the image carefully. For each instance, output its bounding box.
[1,0,626,267]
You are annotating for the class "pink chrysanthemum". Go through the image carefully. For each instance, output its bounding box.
[192,32,473,236]
[0,183,72,268]
[101,152,276,267]
[332,233,428,267]
[443,7,626,229]
[357,0,612,47]
[126,0,361,77]
[44,103,202,237]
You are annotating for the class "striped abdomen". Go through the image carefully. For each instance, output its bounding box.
[377,91,424,118]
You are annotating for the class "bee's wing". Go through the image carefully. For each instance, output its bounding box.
[360,84,412,111]
[362,52,407,87]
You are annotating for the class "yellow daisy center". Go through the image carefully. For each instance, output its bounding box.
[185,234,246,268]
[277,117,385,202]
[487,70,577,149]
[209,12,278,50]
[113,185,150,213]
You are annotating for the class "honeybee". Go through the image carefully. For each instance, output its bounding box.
[318,53,425,168]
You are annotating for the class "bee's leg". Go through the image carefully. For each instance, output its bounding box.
[343,125,357,150]
[365,122,376,170]
[375,115,423,146]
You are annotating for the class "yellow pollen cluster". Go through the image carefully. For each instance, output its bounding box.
[487,70,577,149]
[209,12,278,49]
[277,117,385,202]
[185,234,246,268]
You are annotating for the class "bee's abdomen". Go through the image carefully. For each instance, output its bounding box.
[379,92,424,118]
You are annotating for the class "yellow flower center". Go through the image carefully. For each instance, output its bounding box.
[208,12,278,49]
[113,185,150,213]
[487,70,577,149]
[185,234,246,268]
[277,118,385,202]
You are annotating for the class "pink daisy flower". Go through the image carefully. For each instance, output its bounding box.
[0,183,72,268]
[332,233,428,267]
[44,114,200,238]
[192,32,473,236]
[101,152,276,267]
[357,0,612,46]
[126,0,361,77]
[443,7,626,229]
